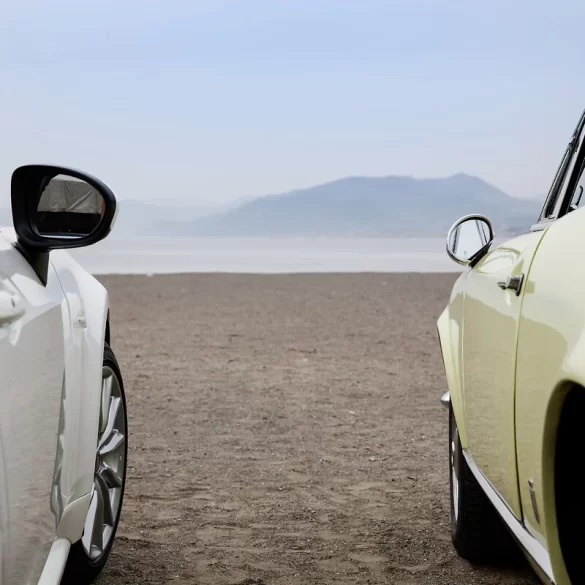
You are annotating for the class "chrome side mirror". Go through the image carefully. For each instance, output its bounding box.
[446,214,494,266]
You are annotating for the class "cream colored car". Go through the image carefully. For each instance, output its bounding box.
[438,110,585,585]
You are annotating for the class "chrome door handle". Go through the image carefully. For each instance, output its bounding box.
[497,273,525,296]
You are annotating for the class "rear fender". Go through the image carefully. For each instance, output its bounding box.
[539,336,585,585]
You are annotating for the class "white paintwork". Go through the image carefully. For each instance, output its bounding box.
[50,249,109,538]
[0,228,110,583]
[0,291,24,325]
[0,232,66,584]
[36,539,70,585]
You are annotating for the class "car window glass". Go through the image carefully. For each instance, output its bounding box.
[553,122,585,218]
[542,146,572,219]
[567,162,585,212]
[540,114,585,222]
[552,150,580,217]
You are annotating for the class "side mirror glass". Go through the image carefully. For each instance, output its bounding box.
[446,214,494,266]
[11,165,117,252]
[35,175,106,239]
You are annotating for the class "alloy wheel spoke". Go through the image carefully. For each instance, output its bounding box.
[89,482,105,557]
[96,473,115,526]
[98,396,121,450]
[100,373,113,434]
[83,364,126,562]
[100,430,125,457]
[82,489,97,555]
[100,461,123,489]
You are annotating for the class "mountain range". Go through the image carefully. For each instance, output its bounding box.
[0,174,543,238]
[144,173,541,238]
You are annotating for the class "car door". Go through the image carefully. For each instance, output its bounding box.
[462,111,585,521]
[513,112,585,550]
[0,232,67,584]
[461,230,545,518]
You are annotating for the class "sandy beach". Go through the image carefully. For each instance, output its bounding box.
[97,273,538,585]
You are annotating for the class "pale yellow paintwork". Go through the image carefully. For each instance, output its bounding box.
[438,207,585,585]
[514,206,585,585]
[460,231,545,519]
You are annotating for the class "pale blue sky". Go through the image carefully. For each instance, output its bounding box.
[1,0,584,204]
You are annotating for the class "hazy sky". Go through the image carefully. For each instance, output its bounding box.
[1,0,584,205]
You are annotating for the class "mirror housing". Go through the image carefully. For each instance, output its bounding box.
[11,165,117,284]
[446,214,494,266]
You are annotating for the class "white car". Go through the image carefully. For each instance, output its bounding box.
[0,165,127,584]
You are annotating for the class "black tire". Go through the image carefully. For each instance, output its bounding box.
[61,344,128,585]
[449,406,515,563]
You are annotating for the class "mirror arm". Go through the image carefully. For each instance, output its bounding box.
[12,243,50,286]
[468,241,492,268]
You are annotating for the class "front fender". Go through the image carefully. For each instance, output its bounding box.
[50,251,109,542]
[437,305,467,448]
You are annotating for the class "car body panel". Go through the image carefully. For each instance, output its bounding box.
[0,231,66,584]
[0,423,8,584]
[461,230,545,519]
[514,207,585,585]
[463,449,554,583]
[437,277,467,447]
[0,228,111,582]
[49,249,109,543]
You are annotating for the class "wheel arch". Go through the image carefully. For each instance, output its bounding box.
[540,380,585,585]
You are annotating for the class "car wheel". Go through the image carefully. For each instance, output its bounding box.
[449,406,514,563]
[61,344,128,585]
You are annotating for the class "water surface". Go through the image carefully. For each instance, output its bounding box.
[70,237,462,274]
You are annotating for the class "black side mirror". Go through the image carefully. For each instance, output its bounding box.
[11,165,118,284]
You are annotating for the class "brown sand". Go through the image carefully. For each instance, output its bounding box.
[97,273,539,585]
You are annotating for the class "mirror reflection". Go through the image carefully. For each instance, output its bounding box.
[35,175,105,238]
[448,217,491,262]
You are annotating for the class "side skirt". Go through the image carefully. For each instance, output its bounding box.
[462,450,555,585]
[37,538,71,585]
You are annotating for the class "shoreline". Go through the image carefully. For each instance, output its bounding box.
[95,270,462,276]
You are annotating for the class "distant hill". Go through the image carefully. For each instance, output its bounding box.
[111,200,218,237]
[113,198,257,237]
[147,174,542,237]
